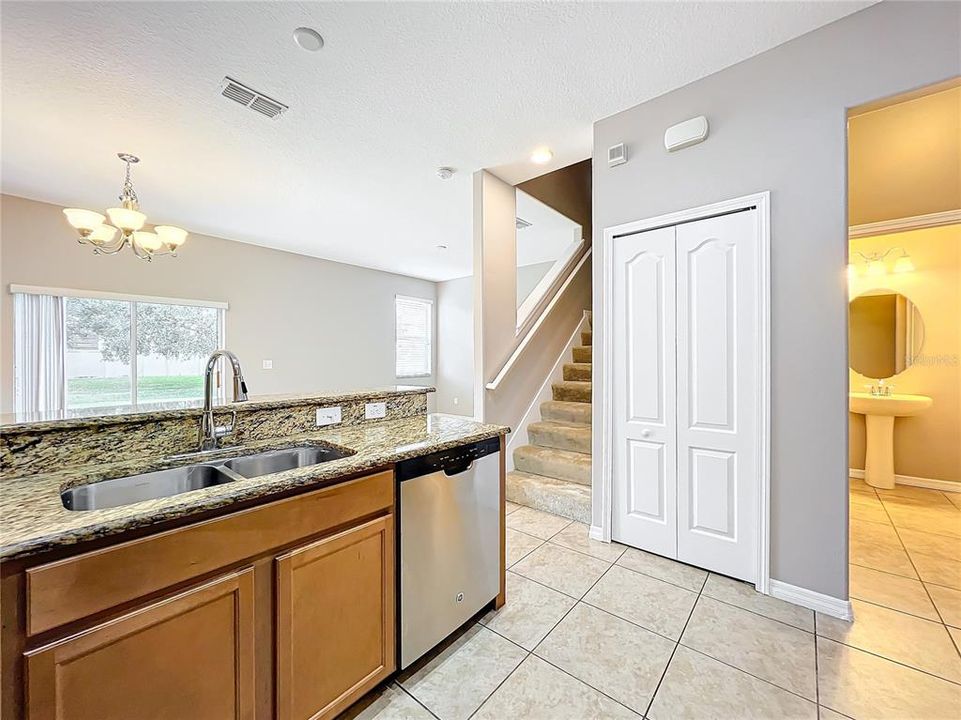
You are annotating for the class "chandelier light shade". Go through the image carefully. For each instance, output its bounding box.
[62,153,188,261]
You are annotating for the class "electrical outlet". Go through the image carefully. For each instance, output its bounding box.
[315,407,342,426]
[365,402,386,420]
[262,359,273,370]
[453,397,459,406]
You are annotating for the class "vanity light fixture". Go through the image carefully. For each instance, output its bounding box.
[63,154,187,261]
[849,247,915,278]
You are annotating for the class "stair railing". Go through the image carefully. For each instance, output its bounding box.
[486,246,592,391]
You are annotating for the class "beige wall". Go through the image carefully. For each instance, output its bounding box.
[516,159,592,243]
[848,85,961,226]
[849,224,961,483]
[592,1,960,599]
[435,274,474,416]
[0,194,437,413]
[472,169,591,430]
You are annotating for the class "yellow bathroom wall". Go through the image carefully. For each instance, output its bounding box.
[849,224,961,483]
[848,85,961,226]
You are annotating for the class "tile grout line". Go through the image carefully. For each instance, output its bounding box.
[393,682,442,720]
[526,553,656,716]
[817,635,961,687]
[642,571,707,718]
[469,544,619,719]
[846,488,961,673]
[872,488,957,643]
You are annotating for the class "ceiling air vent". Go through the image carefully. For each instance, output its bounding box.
[515,217,532,230]
[221,77,288,119]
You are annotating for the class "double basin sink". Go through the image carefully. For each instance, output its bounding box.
[61,444,353,512]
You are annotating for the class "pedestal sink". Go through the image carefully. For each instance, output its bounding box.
[849,393,933,489]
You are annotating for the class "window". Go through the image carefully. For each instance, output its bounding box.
[395,295,432,378]
[13,287,225,413]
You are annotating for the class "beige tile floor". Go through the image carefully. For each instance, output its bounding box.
[348,486,961,720]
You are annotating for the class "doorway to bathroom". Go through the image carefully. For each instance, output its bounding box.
[845,78,961,634]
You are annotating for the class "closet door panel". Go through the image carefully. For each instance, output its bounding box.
[611,226,677,556]
[676,210,758,582]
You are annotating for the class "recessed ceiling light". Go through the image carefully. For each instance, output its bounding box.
[530,147,553,164]
[293,27,324,52]
[436,167,455,180]
[436,244,448,250]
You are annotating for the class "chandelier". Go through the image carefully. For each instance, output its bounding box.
[63,153,188,261]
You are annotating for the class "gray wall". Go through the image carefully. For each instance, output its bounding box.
[436,274,474,416]
[0,194,437,412]
[592,1,960,599]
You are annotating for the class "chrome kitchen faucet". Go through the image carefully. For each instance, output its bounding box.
[198,349,249,450]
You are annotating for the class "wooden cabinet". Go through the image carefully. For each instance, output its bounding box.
[24,569,256,720]
[275,515,395,720]
[3,470,398,720]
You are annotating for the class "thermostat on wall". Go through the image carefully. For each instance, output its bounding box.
[664,115,709,152]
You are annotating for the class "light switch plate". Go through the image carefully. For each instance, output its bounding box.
[262,359,273,370]
[316,407,342,426]
[365,402,387,420]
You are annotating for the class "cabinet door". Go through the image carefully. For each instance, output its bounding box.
[275,515,395,720]
[25,569,256,720]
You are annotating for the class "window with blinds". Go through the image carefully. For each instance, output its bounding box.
[395,295,432,378]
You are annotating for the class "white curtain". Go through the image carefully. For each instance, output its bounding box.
[13,293,65,414]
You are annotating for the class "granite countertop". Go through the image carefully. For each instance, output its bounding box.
[0,413,508,561]
[0,386,434,431]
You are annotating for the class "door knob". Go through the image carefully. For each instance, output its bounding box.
[641,429,652,438]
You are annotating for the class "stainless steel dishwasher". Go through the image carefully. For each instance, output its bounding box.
[397,436,501,669]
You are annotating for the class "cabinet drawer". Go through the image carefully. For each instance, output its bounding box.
[27,470,393,636]
[25,568,256,720]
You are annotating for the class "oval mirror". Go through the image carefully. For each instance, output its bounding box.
[849,289,925,379]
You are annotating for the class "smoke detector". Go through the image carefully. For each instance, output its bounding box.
[293,27,324,52]
[436,167,455,180]
[221,77,288,119]
[515,217,532,230]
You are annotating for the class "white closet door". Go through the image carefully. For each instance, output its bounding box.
[675,210,758,582]
[611,226,677,556]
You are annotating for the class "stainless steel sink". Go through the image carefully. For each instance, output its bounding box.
[61,443,353,511]
[61,464,237,511]
[222,446,351,479]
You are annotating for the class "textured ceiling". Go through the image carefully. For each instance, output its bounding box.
[1,1,871,280]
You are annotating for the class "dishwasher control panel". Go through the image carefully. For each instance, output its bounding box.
[396,436,500,481]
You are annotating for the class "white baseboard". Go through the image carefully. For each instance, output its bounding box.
[769,579,853,621]
[849,468,960,493]
[589,525,605,542]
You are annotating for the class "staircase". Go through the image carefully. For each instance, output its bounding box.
[506,316,592,523]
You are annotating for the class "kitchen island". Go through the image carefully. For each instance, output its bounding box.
[1,387,508,720]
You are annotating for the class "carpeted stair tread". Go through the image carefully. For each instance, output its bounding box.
[540,400,592,425]
[552,380,591,403]
[572,345,592,363]
[581,330,592,346]
[563,362,592,381]
[528,420,592,454]
[506,471,591,524]
[513,444,591,485]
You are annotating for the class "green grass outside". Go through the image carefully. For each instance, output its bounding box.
[67,375,204,407]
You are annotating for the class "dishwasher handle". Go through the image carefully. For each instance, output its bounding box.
[443,460,474,476]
